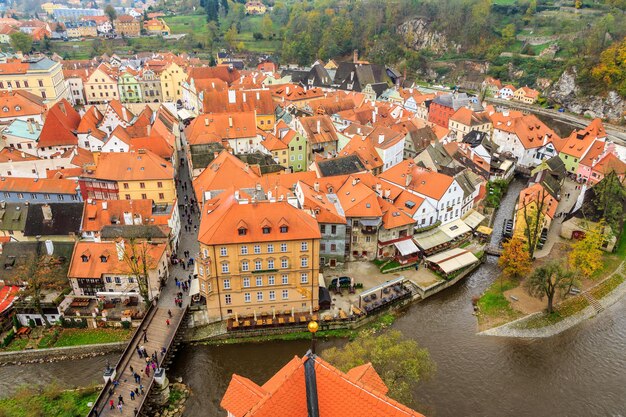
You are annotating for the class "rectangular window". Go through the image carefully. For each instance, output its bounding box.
[241,261,249,271]
[140,182,145,188]
[256,277,262,287]
[269,290,276,300]
[267,259,274,269]
[141,194,147,199]
[301,242,308,251]
[105,277,112,283]
[280,243,287,252]
[243,277,250,288]
[225,294,231,304]
[268,275,275,285]
[330,243,337,251]
[281,259,288,268]
[301,258,308,268]
[282,274,288,285]
[223,279,231,289]
[114,277,121,284]
[255,260,262,270]
[244,292,251,303]
[222,263,230,274]
[220,247,227,256]
[254,245,261,254]
[320,225,326,233]
[157,181,163,188]
[267,244,274,253]
[331,225,337,234]
[300,273,308,284]
[241,246,248,255]
[282,289,289,300]
[159,193,164,200]
[256,291,263,302]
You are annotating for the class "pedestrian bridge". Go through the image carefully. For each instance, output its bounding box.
[87,304,188,417]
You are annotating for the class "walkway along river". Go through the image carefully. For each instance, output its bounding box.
[0,178,625,416]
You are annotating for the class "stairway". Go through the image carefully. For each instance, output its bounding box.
[583,292,604,314]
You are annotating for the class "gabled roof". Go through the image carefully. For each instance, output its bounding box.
[202,89,274,115]
[0,90,45,119]
[186,112,257,144]
[379,197,415,229]
[299,115,338,144]
[517,183,558,219]
[193,150,262,200]
[130,134,174,160]
[494,114,563,150]
[38,99,80,148]
[449,107,492,127]
[297,181,346,224]
[316,155,367,177]
[0,177,78,194]
[339,135,383,172]
[81,199,164,232]
[198,191,320,245]
[593,152,626,175]
[379,160,455,200]
[23,202,83,237]
[221,354,424,417]
[366,125,404,149]
[187,65,241,85]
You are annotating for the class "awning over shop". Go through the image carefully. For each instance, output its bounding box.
[360,218,382,227]
[189,278,200,296]
[394,239,420,256]
[462,209,485,230]
[476,225,493,236]
[413,228,452,251]
[425,248,480,274]
[177,109,195,120]
[440,219,472,239]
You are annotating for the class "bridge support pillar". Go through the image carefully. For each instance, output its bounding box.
[153,368,171,406]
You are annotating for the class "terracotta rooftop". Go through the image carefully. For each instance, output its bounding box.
[37,99,80,148]
[186,112,257,144]
[202,89,274,115]
[0,90,45,119]
[83,149,173,181]
[379,160,455,200]
[221,354,424,417]
[0,177,78,194]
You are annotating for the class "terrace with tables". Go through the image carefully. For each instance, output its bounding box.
[357,276,414,314]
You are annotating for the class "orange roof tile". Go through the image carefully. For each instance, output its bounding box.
[84,149,173,181]
[449,107,492,127]
[193,150,262,199]
[186,112,257,144]
[0,177,78,194]
[0,90,45,119]
[187,65,241,85]
[81,199,155,232]
[339,135,383,172]
[345,363,389,395]
[0,148,39,162]
[299,115,338,145]
[198,191,320,245]
[379,160,454,200]
[69,240,166,279]
[593,152,626,175]
[202,89,275,115]
[518,183,558,219]
[297,181,346,224]
[38,99,80,148]
[494,114,563,150]
[221,355,424,417]
[130,133,174,160]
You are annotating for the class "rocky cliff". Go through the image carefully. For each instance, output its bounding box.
[397,18,459,55]
[548,67,625,122]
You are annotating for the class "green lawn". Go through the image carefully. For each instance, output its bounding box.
[52,328,131,348]
[477,277,524,328]
[0,386,99,417]
[590,274,625,300]
[164,13,210,35]
[0,338,28,352]
[515,294,590,329]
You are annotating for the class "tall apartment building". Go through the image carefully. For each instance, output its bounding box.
[197,192,321,322]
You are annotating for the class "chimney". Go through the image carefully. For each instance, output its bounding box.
[123,211,133,225]
[35,120,40,130]
[122,106,128,121]
[115,239,125,261]
[384,189,391,198]
[228,90,236,104]
[243,92,247,103]
[102,201,108,210]
[45,240,54,256]
[214,151,219,159]
[256,91,260,100]
[204,117,209,126]
[316,120,321,133]
[228,116,233,128]
[372,112,376,124]
[378,134,384,144]
[41,204,53,222]
[147,124,151,136]
[27,120,34,134]
[235,190,240,200]
[503,110,509,117]
[353,49,358,63]
[357,127,361,134]
[313,182,319,192]
[405,174,412,187]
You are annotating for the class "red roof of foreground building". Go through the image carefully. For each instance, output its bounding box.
[38,99,80,148]
[221,354,425,417]
[0,286,20,315]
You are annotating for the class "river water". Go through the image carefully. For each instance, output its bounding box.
[1,179,625,416]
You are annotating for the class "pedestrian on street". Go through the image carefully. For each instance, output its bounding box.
[110,399,115,409]
[118,403,123,413]
[140,384,145,395]
[130,390,135,400]
[135,387,139,396]
[168,309,172,318]
[161,346,166,355]
[130,365,134,374]
[134,408,139,416]
[166,318,170,326]
[118,395,124,405]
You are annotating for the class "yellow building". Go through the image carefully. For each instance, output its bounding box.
[245,1,267,14]
[160,61,186,102]
[84,63,119,104]
[0,57,68,104]
[114,15,141,37]
[65,21,97,38]
[513,183,557,243]
[41,2,64,14]
[144,18,170,35]
[80,149,176,203]
[197,193,321,323]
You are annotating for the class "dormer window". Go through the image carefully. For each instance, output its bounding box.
[100,255,108,263]
[262,226,271,234]
[280,226,288,233]
[238,227,247,236]
[81,255,89,262]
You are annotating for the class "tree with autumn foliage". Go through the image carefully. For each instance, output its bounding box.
[499,237,532,280]
[592,37,626,97]
[569,221,606,280]
[526,261,576,314]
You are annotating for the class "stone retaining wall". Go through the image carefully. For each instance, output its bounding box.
[0,341,126,366]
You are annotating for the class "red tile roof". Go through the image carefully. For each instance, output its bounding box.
[187,65,241,85]
[518,183,558,219]
[186,112,257,144]
[84,149,173,181]
[221,355,424,417]
[198,190,320,245]
[193,150,263,199]
[38,99,80,148]
[202,89,274,115]
[0,90,45,119]
[379,160,454,200]
[299,115,338,145]
[0,177,78,194]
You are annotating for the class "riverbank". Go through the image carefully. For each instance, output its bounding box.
[0,384,100,416]
[0,341,126,366]
[479,264,626,338]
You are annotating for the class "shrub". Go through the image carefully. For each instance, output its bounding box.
[253,32,263,40]
[1,329,15,347]
[121,320,131,330]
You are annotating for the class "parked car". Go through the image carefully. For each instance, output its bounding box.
[329,276,352,288]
